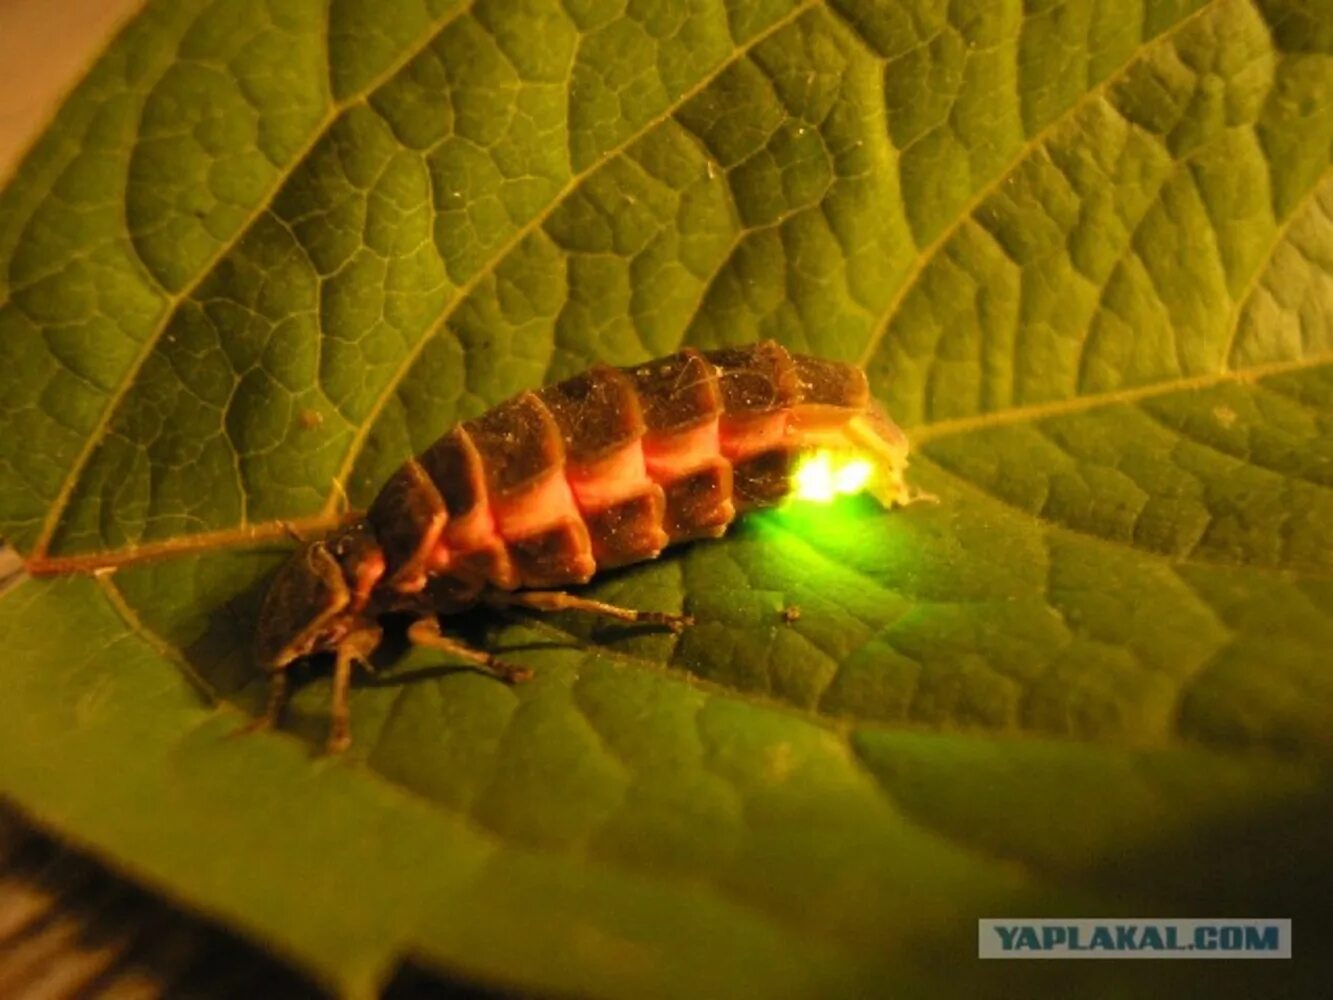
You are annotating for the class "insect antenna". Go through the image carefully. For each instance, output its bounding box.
[666,352,706,395]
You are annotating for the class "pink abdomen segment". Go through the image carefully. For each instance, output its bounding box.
[365,341,883,598]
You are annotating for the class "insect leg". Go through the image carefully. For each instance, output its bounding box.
[239,668,290,737]
[407,617,534,683]
[327,626,381,754]
[488,590,693,633]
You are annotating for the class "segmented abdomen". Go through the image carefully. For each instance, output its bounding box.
[361,341,878,601]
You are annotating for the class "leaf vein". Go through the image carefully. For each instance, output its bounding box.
[856,0,1227,369]
[921,452,1333,582]
[29,0,481,560]
[1219,163,1333,370]
[913,353,1333,444]
[328,0,823,504]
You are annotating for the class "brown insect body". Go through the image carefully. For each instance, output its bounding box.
[256,341,910,749]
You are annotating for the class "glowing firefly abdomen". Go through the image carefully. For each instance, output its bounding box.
[357,341,909,604]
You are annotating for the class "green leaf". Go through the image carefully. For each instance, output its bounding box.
[2,0,1331,995]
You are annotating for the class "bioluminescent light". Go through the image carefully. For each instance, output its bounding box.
[790,451,876,504]
[834,457,873,495]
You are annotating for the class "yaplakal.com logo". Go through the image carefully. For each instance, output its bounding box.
[978,919,1291,959]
